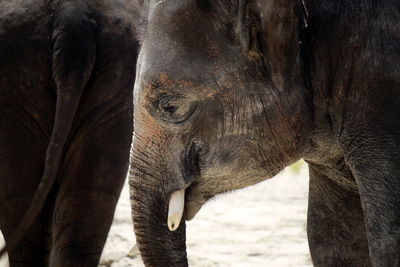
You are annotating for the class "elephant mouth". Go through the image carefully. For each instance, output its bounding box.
[185,195,206,221]
[185,179,207,221]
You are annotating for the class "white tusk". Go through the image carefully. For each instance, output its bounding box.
[167,189,185,231]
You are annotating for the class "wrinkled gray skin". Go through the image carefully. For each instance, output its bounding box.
[130,0,400,266]
[0,0,141,266]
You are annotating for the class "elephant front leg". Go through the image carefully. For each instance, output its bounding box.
[307,163,371,267]
[346,155,400,267]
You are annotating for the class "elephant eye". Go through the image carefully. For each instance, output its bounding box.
[156,95,198,123]
[159,96,178,113]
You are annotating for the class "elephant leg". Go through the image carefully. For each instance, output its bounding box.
[0,116,53,266]
[49,108,132,267]
[1,195,54,267]
[307,163,371,267]
[346,159,400,266]
[339,131,400,266]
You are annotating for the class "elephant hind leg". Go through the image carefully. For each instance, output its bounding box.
[0,116,55,266]
[307,163,371,267]
[0,195,52,267]
[49,109,131,266]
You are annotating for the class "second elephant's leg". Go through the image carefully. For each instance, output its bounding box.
[307,163,371,267]
[0,115,54,267]
[49,110,132,267]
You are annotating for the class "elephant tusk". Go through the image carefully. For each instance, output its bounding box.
[167,189,185,231]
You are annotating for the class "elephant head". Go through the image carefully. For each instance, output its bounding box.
[130,0,311,265]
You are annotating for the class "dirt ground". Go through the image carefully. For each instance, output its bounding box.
[0,164,312,267]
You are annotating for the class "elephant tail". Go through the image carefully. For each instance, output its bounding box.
[0,2,97,257]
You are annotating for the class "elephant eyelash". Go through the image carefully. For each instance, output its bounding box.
[158,95,179,113]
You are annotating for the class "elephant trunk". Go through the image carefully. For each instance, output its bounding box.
[130,170,188,267]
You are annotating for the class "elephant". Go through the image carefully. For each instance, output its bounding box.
[0,0,142,266]
[130,0,400,266]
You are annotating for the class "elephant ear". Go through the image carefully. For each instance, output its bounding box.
[246,0,306,90]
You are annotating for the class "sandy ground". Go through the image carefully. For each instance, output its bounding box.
[0,164,312,267]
